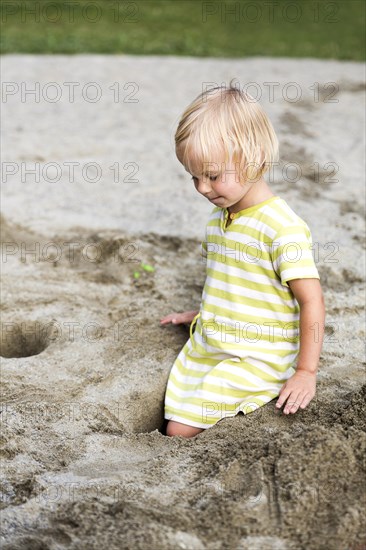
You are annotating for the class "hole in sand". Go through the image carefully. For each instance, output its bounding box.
[0,320,56,358]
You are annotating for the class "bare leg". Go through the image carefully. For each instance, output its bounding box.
[165,420,205,438]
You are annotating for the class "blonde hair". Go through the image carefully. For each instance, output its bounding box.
[175,78,279,183]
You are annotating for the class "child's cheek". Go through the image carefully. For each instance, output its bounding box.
[218,183,229,194]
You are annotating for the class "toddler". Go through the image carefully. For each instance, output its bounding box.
[160,80,325,438]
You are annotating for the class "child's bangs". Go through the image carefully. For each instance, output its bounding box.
[180,124,233,177]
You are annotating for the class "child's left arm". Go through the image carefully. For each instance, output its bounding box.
[275,278,325,415]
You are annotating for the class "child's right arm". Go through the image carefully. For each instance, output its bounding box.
[160,310,200,326]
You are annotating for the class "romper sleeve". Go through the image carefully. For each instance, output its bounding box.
[271,223,320,288]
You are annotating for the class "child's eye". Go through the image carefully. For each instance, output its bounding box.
[191,176,218,182]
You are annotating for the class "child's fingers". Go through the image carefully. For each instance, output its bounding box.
[160,311,198,325]
[284,399,300,414]
[283,391,307,414]
[275,386,290,409]
[284,391,299,412]
[160,314,176,324]
[298,393,312,410]
[276,387,296,412]
[160,313,180,325]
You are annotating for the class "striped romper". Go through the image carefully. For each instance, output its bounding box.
[164,195,320,429]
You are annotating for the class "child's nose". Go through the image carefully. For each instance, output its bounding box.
[197,178,212,195]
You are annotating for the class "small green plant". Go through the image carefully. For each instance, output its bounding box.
[133,262,155,281]
[140,262,155,272]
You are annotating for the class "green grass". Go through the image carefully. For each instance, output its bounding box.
[0,0,364,60]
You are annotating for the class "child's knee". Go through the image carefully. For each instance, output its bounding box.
[165,420,204,438]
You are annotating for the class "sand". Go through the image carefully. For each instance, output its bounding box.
[0,54,365,550]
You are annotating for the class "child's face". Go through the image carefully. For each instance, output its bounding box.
[187,158,261,209]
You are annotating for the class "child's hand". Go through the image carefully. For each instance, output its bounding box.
[160,310,199,326]
[275,369,317,415]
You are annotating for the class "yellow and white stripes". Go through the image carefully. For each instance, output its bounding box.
[164,196,320,429]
